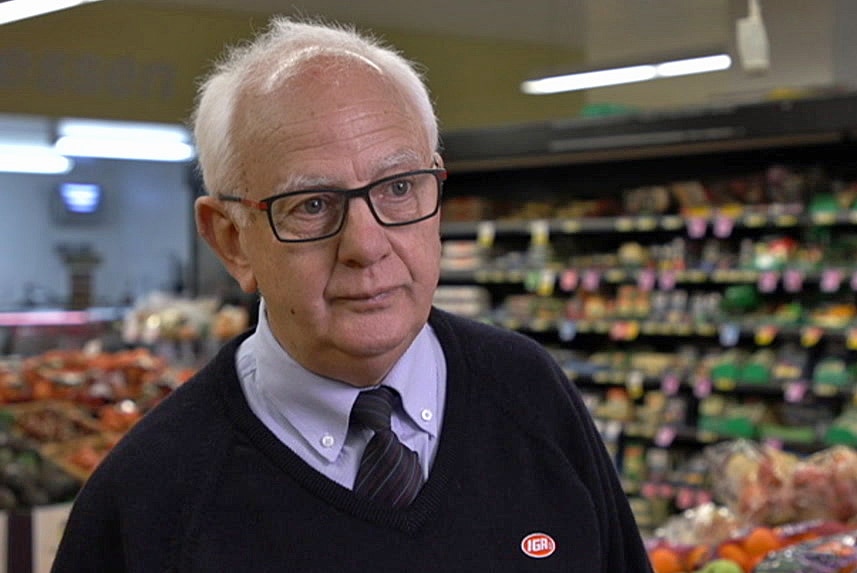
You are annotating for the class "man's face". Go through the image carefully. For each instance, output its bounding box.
[231,60,441,386]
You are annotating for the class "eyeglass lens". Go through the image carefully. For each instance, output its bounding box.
[268,171,440,241]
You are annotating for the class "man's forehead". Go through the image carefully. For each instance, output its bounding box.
[261,47,384,95]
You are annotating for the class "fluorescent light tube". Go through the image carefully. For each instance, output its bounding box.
[0,0,105,26]
[522,65,657,95]
[0,145,74,174]
[55,118,196,162]
[55,136,196,162]
[521,53,732,95]
[656,54,732,77]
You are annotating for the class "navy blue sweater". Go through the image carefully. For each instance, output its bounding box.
[52,308,652,572]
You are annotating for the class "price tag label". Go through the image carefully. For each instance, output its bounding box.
[559,269,579,292]
[661,216,684,231]
[687,217,708,238]
[476,221,496,248]
[605,269,627,283]
[713,216,735,238]
[536,269,556,297]
[610,321,640,341]
[641,482,658,499]
[763,438,784,451]
[758,271,779,293]
[529,219,550,247]
[776,214,799,227]
[812,212,837,225]
[676,488,696,510]
[745,213,766,228]
[847,328,857,351]
[783,269,804,293]
[661,373,681,396]
[615,217,635,232]
[755,325,779,346]
[693,376,712,399]
[714,378,737,391]
[686,270,707,283]
[637,269,657,291]
[658,271,677,291]
[561,219,581,233]
[582,269,602,291]
[821,268,844,293]
[524,271,540,293]
[785,381,809,403]
[558,320,577,342]
[605,420,624,442]
[637,217,657,231]
[626,371,645,400]
[719,323,741,347]
[801,326,824,348]
[654,425,677,448]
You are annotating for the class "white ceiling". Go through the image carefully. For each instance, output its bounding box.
[115,0,590,48]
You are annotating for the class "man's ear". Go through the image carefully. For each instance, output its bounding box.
[194,196,258,293]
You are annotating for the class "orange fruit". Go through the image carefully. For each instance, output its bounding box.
[648,546,684,573]
[718,542,752,572]
[743,526,782,558]
[684,544,712,570]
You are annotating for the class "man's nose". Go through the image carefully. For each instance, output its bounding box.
[336,197,390,266]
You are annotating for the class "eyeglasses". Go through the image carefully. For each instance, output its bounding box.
[217,168,447,243]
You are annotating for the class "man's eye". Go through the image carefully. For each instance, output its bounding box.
[301,196,326,214]
[389,179,413,197]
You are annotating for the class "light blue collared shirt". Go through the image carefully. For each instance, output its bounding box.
[235,299,446,490]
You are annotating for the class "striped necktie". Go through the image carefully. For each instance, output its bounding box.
[351,386,424,508]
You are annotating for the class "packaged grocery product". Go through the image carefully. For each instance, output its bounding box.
[754,530,857,572]
[792,446,857,523]
[655,502,743,547]
[706,439,799,525]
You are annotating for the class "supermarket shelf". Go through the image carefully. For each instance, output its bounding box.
[0,308,126,327]
[504,317,857,343]
[441,208,857,239]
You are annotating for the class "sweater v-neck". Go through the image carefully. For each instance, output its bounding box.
[218,310,465,534]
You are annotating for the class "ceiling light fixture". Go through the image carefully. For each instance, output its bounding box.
[0,145,75,174]
[54,118,196,162]
[0,0,105,26]
[521,53,732,95]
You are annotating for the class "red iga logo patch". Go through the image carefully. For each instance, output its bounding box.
[520,532,556,559]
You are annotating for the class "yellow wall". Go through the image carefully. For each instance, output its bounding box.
[0,3,585,129]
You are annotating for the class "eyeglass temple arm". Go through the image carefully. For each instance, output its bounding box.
[216,194,270,211]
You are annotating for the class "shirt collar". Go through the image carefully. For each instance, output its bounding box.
[249,298,440,462]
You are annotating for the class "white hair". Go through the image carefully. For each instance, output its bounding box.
[191,16,439,222]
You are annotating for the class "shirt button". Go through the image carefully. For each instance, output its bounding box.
[320,434,335,448]
[420,409,433,422]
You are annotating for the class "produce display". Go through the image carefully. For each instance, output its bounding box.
[0,344,194,507]
[440,162,857,572]
[646,438,857,571]
[121,292,249,346]
[0,294,254,513]
[650,517,857,572]
[709,440,857,526]
[0,431,80,510]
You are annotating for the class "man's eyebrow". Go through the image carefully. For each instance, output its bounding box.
[274,150,427,193]
[374,149,424,172]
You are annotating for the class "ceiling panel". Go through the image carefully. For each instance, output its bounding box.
[114,0,589,48]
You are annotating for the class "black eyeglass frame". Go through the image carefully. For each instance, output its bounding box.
[217,167,447,243]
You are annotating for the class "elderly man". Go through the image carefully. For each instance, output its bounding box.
[52,17,652,572]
